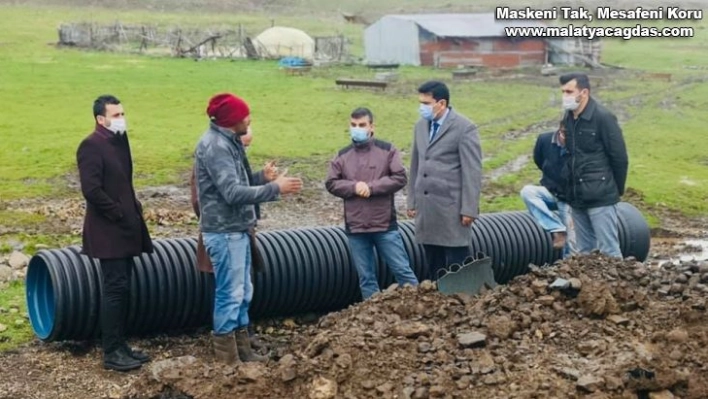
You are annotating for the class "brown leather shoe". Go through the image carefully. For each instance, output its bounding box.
[212,332,240,365]
[235,328,268,362]
[552,232,567,250]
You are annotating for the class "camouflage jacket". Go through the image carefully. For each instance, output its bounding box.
[194,123,280,233]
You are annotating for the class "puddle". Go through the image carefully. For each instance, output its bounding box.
[656,238,708,267]
[677,239,708,262]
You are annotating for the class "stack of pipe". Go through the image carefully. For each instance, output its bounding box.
[26,202,650,342]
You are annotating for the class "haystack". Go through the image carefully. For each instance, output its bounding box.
[253,26,315,60]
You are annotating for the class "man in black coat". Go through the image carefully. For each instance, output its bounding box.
[560,73,629,258]
[76,95,153,371]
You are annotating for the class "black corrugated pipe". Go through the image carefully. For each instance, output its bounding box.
[26,202,650,342]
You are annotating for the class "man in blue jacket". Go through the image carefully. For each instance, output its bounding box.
[521,122,575,258]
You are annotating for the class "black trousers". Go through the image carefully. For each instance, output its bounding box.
[423,245,470,281]
[99,258,133,354]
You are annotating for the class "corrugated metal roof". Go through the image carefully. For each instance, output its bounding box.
[385,13,547,38]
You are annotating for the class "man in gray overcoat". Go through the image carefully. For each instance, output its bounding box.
[406,81,483,281]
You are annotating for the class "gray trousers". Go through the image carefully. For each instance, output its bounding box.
[571,204,622,258]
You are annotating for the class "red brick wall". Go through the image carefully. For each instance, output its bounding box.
[419,37,546,68]
[421,39,480,52]
[492,39,545,52]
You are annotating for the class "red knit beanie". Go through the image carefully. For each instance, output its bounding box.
[206,93,250,128]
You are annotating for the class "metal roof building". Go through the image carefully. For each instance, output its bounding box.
[364,13,549,68]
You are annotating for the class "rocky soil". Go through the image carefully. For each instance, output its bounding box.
[1,184,707,399]
[0,250,29,283]
[117,254,708,399]
[3,250,706,399]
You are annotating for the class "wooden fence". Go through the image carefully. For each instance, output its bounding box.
[58,22,247,58]
[57,22,350,61]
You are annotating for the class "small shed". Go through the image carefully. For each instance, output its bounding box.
[364,13,548,68]
[253,26,315,60]
[547,37,603,67]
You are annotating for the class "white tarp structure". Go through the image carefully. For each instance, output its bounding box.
[253,26,315,60]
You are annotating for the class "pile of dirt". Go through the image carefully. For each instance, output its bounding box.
[10,197,196,228]
[123,254,708,399]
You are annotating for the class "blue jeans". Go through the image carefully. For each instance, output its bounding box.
[572,204,622,258]
[202,232,253,335]
[347,230,419,300]
[521,184,576,258]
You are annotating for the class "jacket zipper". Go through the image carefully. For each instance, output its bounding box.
[572,116,580,202]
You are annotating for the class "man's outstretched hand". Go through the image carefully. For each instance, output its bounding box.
[273,168,303,195]
[263,160,278,182]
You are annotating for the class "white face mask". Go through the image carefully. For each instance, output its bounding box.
[107,118,127,135]
[562,94,580,111]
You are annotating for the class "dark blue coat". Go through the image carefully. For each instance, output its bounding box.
[533,131,569,202]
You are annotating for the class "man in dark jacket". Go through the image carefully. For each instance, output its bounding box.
[195,93,302,365]
[326,107,419,300]
[76,95,153,372]
[521,122,576,258]
[560,73,629,258]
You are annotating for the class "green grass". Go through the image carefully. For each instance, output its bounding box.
[0,281,33,352]
[0,3,706,214]
[598,19,708,72]
[0,5,565,200]
[0,210,47,230]
[622,84,708,217]
[0,234,80,255]
[483,135,536,172]
[0,232,79,352]
[0,0,576,16]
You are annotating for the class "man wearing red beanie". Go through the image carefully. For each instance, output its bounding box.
[194,93,303,365]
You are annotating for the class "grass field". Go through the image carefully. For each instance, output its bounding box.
[1,2,708,348]
[1,4,707,209]
[0,282,31,351]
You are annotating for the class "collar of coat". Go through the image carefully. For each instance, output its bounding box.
[94,123,128,145]
[422,107,457,127]
[352,135,375,150]
[433,107,450,126]
[566,97,597,121]
[209,122,246,147]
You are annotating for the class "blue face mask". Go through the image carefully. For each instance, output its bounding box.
[419,103,434,121]
[350,127,369,143]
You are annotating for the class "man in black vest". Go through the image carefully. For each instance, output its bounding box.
[559,73,629,258]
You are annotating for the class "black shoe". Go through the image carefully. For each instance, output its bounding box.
[103,348,142,372]
[122,344,151,364]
